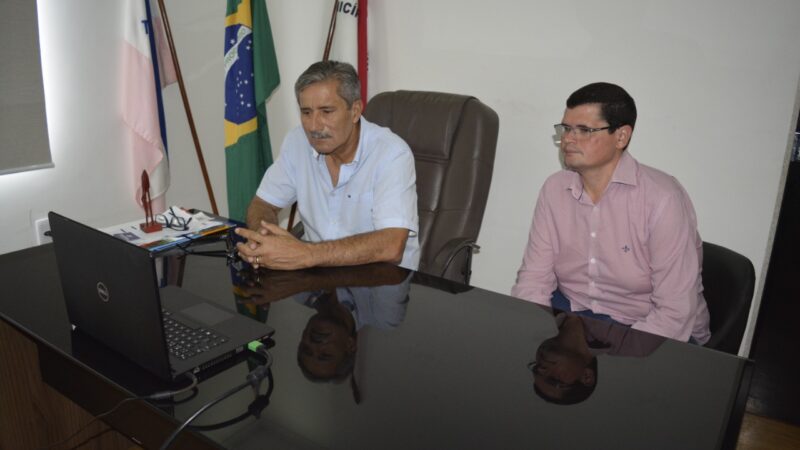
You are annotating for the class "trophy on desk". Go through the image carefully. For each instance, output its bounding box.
[139,170,163,233]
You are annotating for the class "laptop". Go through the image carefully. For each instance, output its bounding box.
[48,212,274,382]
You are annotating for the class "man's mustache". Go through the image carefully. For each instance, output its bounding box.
[309,131,332,139]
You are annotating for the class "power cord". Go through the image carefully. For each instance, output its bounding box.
[159,341,273,450]
[36,372,199,450]
[189,347,275,431]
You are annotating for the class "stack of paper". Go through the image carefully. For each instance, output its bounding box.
[100,207,234,253]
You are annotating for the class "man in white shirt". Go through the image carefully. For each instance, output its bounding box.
[236,61,419,270]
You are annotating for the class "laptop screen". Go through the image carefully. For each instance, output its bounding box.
[49,212,172,379]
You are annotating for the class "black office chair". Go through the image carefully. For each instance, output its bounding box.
[364,90,499,285]
[701,242,756,354]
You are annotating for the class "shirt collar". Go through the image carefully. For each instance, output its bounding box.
[610,151,637,186]
[565,151,638,200]
[312,117,367,165]
[566,171,583,200]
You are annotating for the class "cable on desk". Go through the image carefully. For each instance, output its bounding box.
[172,229,236,257]
[152,386,200,405]
[159,342,273,450]
[189,358,274,431]
[158,378,250,450]
[35,372,199,450]
[174,242,230,258]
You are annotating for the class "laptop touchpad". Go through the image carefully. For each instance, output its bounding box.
[180,303,233,326]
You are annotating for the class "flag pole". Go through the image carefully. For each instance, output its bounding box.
[155,0,219,215]
[357,0,368,104]
[323,0,339,61]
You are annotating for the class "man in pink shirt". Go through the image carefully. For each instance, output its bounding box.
[511,82,711,344]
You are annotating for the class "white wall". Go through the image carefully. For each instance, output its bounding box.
[0,1,139,251]
[365,0,800,356]
[3,0,799,356]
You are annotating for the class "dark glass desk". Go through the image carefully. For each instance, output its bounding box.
[0,243,752,450]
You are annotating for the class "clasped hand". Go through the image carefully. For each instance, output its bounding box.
[235,221,314,270]
[233,267,312,305]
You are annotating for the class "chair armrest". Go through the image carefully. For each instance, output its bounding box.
[289,221,304,239]
[432,237,480,282]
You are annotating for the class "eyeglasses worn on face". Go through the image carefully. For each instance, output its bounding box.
[528,361,580,390]
[554,123,611,139]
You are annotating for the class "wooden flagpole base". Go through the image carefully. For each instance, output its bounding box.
[140,222,163,233]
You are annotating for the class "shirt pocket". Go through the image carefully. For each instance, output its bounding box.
[341,191,375,234]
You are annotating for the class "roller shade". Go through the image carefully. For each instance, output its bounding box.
[0,0,53,176]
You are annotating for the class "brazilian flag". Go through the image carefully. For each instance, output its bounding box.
[224,0,279,222]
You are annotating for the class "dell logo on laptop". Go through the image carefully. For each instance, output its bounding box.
[96,282,110,303]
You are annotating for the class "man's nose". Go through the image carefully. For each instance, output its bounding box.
[310,111,324,131]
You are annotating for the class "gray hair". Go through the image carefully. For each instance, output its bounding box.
[294,60,361,108]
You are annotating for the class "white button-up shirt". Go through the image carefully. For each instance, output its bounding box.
[256,118,420,269]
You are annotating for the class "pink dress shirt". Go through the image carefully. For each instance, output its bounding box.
[511,152,711,344]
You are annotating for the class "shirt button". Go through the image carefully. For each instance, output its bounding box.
[590,232,596,238]
[590,258,596,264]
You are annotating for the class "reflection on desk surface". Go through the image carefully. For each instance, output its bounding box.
[530,312,666,406]
[0,243,751,450]
[230,263,412,405]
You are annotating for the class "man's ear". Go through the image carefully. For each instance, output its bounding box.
[615,125,633,150]
[347,335,357,353]
[580,367,597,387]
[351,99,363,123]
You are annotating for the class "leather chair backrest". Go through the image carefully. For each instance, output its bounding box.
[364,91,499,280]
[702,241,756,354]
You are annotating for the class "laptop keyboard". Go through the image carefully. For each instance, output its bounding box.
[162,309,229,360]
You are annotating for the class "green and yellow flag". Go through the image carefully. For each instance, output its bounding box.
[224,0,279,222]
